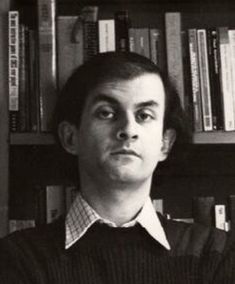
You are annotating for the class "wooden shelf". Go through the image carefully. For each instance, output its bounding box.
[10,133,55,145]
[9,131,235,145]
[193,131,235,144]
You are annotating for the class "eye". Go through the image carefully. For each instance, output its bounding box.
[136,109,155,122]
[96,106,116,120]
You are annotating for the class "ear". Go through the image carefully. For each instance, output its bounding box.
[159,129,176,161]
[57,121,79,156]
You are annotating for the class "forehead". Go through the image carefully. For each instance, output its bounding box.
[87,73,165,107]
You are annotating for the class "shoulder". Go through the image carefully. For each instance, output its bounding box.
[158,213,235,257]
[0,217,65,261]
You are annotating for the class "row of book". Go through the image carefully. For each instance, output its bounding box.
[9,184,77,233]
[9,190,235,233]
[8,0,235,134]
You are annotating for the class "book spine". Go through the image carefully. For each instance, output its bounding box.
[208,28,224,130]
[114,10,130,52]
[82,6,99,62]
[165,12,185,109]
[228,29,235,128]
[215,204,226,230]
[193,196,215,226]
[128,28,136,52]
[8,11,19,132]
[152,199,164,215]
[37,0,57,132]
[9,219,35,233]
[57,16,84,90]
[228,195,235,231]
[134,28,150,59]
[98,19,116,53]
[197,29,213,131]
[188,29,203,132]
[149,28,165,70]
[46,185,65,223]
[218,27,235,131]
[65,185,77,213]
[19,23,28,132]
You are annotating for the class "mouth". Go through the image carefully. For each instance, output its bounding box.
[111,149,140,158]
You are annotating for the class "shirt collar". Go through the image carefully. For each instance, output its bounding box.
[65,192,170,250]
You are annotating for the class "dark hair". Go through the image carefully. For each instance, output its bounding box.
[53,51,191,144]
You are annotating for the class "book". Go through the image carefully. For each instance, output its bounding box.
[82,6,99,62]
[37,0,57,132]
[149,28,165,70]
[197,29,213,131]
[98,19,116,53]
[128,27,150,59]
[8,10,19,132]
[228,195,235,231]
[57,16,84,90]
[188,29,203,132]
[152,199,164,215]
[228,29,235,127]
[214,204,226,230]
[218,27,235,131]
[9,219,35,233]
[192,196,215,226]
[65,185,78,213]
[165,12,185,110]
[46,185,65,223]
[114,10,130,52]
[207,28,224,130]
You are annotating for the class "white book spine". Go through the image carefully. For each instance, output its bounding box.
[46,185,65,223]
[197,29,213,131]
[228,29,235,127]
[8,11,19,112]
[215,204,226,230]
[98,19,115,53]
[165,12,185,109]
[218,27,235,131]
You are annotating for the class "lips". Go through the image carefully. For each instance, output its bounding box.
[111,149,140,158]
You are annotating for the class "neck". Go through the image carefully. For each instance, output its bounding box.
[79,173,152,226]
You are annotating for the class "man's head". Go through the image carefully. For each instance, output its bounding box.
[55,52,190,186]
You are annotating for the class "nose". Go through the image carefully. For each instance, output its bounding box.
[116,114,138,141]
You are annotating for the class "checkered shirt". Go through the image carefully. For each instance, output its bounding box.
[65,192,170,250]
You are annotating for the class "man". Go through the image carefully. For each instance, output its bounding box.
[0,52,235,283]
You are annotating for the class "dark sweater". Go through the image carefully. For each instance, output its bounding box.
[0,215,235,284]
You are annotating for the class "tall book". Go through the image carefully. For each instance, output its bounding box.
[98,19,116,53]
[188,29,203,132]
[207,28,224,130]
[57,16,84,90]
[197,29,213,131]
[228,29,235,127]
[192,196,215,226]
[82,6,99,62]
[114,10,130,52]
[228,195,235,231]
[218,27,235,131]
[37,0,57,132]
[8,11,19,132]
[165,12,185,109]
[149,28,165,70]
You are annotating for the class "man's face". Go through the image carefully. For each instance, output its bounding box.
[77,73,167,185]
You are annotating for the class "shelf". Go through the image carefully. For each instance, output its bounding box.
[10,131,235,145]
[10,133,55,145]
[193,131,235,144]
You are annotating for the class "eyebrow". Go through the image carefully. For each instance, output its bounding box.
[91,94,159,109]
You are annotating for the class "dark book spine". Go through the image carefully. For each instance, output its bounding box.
[193,196,215,226]
[114,10,130,52]
[207,28,224,130]
[228,195,235,231]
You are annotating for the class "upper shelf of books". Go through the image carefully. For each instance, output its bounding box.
[8,0,235,142]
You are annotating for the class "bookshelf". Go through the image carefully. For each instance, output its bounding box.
[1,0,235,237]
